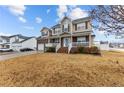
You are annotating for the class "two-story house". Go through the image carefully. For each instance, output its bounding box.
[37,16,95,53]
[0,36,10,49]
[9,34,37,51]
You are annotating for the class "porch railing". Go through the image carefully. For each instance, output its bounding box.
[71,42,89,47]
[45,43,59,47]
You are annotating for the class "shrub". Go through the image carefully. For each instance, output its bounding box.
[70,47,79,54]
[90,46,101,55]
[45,47,56,52]
[70,46,101,55]
[78,47,84,53]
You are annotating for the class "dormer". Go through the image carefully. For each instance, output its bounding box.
[61,16,72,33]
[51,24,61,35]
[40,27,52,37]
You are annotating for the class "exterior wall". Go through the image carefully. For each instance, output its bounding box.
[41,29,49,37]
[52,28,61,35]
[0,37,10,49]
[11,38,37,51]
[11,43,22,51]
[10,36,24,43]
[39,17,94,48]
[0,45,2,48]
[38,44,44,51]
[21,38,37,50]
[61,18,72,33]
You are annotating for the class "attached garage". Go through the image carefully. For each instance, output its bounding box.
[37,37,48,51]
[38,43,44,51]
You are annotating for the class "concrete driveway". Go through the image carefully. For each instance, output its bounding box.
[0,51,39,61]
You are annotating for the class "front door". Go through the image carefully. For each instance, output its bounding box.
[63,38,70,47]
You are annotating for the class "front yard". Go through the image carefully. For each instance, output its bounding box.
[0,51,124,87]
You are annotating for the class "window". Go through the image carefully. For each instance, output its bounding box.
[77,23,85,31]
[63,24,70,32]
[77,37,86,42]
[53,28,60,35]
[42,31,48,36]
[0,40,2,42]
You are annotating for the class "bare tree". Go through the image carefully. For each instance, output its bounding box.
[90,5,124,38]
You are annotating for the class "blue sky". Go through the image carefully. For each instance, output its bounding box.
[0,5,123,42]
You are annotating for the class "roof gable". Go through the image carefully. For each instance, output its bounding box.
[40,27,51,32]
[61,16,71,23]
[72,17,91,24]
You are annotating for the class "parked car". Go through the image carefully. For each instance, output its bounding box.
[20,48,34,52]
[0,48,13,52]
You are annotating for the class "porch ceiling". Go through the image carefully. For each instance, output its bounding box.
[49,35,60,39]
[72,32,91,37]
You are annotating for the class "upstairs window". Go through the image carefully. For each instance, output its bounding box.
[77,23,86,31]
[53,28,60,35]
[63,24,70,32]
[42,31,48,36]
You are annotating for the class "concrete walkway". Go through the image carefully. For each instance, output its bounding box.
[0,51,39,61]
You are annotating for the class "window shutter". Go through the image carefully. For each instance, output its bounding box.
[85,21,88,29]
[68,24,70,32]
[75,24,77,31]
[62,25,64,31]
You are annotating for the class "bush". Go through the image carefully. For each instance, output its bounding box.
[70,47,79,54]
[20,48,34,52]
[45,47,56,52]
[70,46,101,55]
[90,46,100,54]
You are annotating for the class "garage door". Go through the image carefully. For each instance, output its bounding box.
[38,44,44,51]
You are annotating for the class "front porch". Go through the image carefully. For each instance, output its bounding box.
[45,35,93,53]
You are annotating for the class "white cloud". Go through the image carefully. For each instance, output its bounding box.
[57,5,68,20]
[56,5,89,21]
[18,17,26,23]
[7,5,27,23]
[69,8,89,20]
[0,32,11,36]
[35,17,42,23]
[24,26,34,30]
[47,9,50,14]
[8,5,26,16]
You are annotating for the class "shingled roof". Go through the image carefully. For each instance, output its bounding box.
[9,34,29,39]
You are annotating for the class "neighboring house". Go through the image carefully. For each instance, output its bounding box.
[9,34,37,51]
[0,36,10,49]
[37,16,95,53]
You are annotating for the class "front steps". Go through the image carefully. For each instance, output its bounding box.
[57,47,68,53]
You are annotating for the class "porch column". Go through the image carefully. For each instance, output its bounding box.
[59,37,61,46]
[89,34,92,47]
[48,38,50,43]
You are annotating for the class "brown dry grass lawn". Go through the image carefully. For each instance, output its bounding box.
[0,51,124,87]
